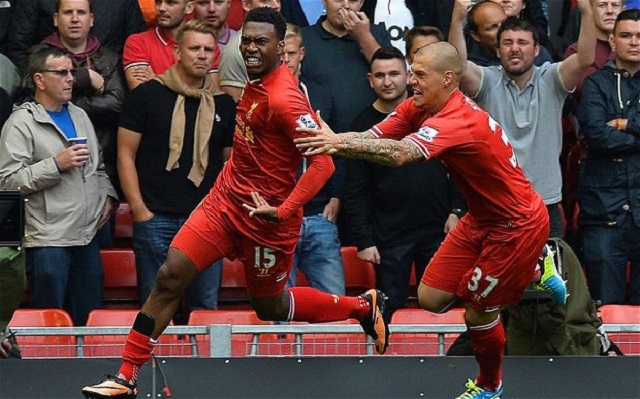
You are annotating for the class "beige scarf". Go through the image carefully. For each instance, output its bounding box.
[154,64,217,187]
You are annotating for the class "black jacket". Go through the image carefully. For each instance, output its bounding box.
[345,105,465,250]
[577,61,640,227]
[7,0,145,70]
[298,77,344,216]
[0,0,13,55]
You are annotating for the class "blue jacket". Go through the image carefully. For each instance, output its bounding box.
[577,60,640,227]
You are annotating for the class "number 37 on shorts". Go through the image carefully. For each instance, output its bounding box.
[467,266,500,300]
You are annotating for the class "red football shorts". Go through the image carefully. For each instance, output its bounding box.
[421,201,549,312]
[171,194,298,298]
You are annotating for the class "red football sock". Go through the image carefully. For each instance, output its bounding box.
[288,287,370,322]
[118,329,155,384]
[469,316,505,391]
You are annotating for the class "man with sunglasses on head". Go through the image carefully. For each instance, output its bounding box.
[0,46,117,327]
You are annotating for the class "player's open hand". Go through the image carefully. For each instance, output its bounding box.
[242,191,279,223]
[295,111,341,156]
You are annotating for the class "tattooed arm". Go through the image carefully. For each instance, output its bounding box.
[295,112,425,167]
[333,136,424,167]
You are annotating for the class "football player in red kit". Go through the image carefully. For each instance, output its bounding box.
[82,7,388,399]
[295,41,566,399]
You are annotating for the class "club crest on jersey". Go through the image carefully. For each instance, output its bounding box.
[416,126,439,142]
[296,113,318,131]
[246,102,259,121]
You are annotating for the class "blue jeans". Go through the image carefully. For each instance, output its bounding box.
[376,232,444,321]
[583,214,640,305]
[26,237,103,326]
[287,214,345,295]
[133,213,222,311]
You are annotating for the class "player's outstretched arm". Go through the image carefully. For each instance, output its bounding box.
[295,110,373,155]
[295,112,424,167]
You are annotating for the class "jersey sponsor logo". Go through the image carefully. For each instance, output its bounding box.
[295,113,318,130]
[415,126,439,142]
[246,102,259,121]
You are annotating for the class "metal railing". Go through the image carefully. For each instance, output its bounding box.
[9,323,639,358]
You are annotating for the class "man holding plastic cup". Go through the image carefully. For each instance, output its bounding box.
[0,46,117,326]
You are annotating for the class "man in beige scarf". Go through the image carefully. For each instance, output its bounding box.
[115,20,237,316]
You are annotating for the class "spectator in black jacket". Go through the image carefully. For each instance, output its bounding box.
[7,0,145,71]
[0,0,13,55]
[344,46,465,321]
[577,9,640,305]
[0,87,11,129]
[27,0,127,207]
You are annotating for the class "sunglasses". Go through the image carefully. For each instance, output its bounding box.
[38,69,76,77]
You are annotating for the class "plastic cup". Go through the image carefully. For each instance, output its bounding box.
[68,137,87,146]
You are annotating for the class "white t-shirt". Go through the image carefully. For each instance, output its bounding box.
[374,0,413,55]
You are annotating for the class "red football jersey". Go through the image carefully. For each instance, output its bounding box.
[371,90,541,226]
[207,64,327,244]
[123,27,220,74]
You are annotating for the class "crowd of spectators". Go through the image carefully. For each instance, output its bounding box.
[0,0,638,331]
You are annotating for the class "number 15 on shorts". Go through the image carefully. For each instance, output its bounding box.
[254,246,276,275]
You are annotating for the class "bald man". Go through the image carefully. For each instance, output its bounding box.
[295,42,566,399]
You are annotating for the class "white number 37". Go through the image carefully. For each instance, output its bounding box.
[468,267,499,298]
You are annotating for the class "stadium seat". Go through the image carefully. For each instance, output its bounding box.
[9,308,76,358]
[114,202,133,245]
[101,248,139,308]
[341,246,376,296]
[218,258,251,308]
[599,305,640,356]
[562,142,583,233]
[389,308,466,356]
[84,309,192,357]
[187,310,272,357]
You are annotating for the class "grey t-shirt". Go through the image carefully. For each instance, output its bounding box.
[218,29,245,89]
[474,63,571,205]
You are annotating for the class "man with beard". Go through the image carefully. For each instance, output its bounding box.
[449,0,597,239]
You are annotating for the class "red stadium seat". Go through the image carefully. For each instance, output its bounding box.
[599,305,640,356]
[9,309,76,358]
[114,202,133,244]
[187,310,272,357]
[85,309,191,357]
[101,248,139,308]
[341,246,376,296]
[389,308,466,356]
[218,258,250,308]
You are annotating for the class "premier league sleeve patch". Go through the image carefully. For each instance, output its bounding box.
[296,113,318,130]
[415,126,439,142]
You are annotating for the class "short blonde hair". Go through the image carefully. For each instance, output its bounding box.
[176,19,217,46]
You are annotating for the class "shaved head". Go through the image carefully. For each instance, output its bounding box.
[415,41,463,82]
